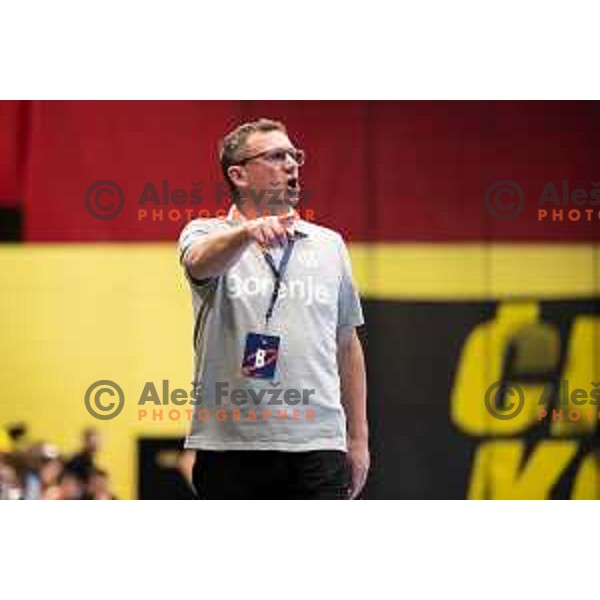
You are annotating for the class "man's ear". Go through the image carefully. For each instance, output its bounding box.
[228,165,246,187]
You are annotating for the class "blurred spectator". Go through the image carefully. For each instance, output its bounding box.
[20,443,56,499]
[83,468,117,500]
[0,456,21,500]
[58,471,83,500]
[39,455,63,499]
[64,428,100,485]
[0,425,115,500]
[7,422,28,450]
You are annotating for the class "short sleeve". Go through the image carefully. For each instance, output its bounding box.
[337,236,364,328]
[178,218,227,286]
[178,218,227,263]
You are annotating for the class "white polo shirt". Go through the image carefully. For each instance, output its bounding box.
[178,208,364,451]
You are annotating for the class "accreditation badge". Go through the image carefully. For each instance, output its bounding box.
[241,332,281,379]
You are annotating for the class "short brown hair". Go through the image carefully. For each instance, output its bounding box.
[219,118,287,197]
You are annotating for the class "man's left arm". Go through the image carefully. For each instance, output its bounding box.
[338,325,369,499]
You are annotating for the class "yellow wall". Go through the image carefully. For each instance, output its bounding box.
[0,244,598,498]
[0,245,193,499]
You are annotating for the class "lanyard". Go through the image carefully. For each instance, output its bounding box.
[261,239,295,326]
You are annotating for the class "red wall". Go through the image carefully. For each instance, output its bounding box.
[1,100,598,242]
[0,100,27,207]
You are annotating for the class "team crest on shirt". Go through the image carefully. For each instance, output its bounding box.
[296,249,318,269]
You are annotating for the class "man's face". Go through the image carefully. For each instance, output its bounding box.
[84,431,99,453]
[230,130,301,212]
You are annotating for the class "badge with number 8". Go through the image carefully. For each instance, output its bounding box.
[241,332,281,379]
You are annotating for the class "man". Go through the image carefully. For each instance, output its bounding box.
[64,428,100,485]
[178,118,368,499]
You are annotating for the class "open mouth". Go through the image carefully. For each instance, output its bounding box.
[286,177,300,203]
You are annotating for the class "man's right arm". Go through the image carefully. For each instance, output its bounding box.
[184,226,253,281]
[183,215,293,281]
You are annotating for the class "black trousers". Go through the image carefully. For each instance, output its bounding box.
[192,450,351,500]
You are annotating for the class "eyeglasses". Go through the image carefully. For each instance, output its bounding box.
[237,147,305,167]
